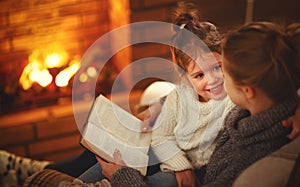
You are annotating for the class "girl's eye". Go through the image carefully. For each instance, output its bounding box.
[213,65,221,71]
[195,73,204,79]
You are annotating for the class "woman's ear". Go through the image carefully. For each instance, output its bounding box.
[241,86,255,100]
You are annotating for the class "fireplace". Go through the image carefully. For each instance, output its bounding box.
[0,0,135,115]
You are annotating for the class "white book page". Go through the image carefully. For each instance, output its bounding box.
[81,94,152,175]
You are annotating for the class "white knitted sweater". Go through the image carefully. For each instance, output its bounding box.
[151,85,235,172]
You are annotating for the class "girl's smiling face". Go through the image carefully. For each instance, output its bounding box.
[187,52,227,102]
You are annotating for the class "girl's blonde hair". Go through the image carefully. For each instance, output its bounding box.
[222,22,300,103]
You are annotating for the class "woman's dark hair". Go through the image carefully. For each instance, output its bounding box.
[222,22,300,103]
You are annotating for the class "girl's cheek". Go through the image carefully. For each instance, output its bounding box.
[216,71,224,79]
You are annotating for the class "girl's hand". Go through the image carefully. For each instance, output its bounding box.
[136,102,163,132]
[175,169,200,187]
[136,107,152,132]
[282,104,300,139]
[97,149,126,179]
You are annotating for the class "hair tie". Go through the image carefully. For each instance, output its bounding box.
[180,23,187,29]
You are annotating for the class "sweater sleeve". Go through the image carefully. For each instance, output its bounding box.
[23,169,111,187]
[110,167,148,187]
[25,168,146,187]
[151,90,193,171]
[203,163,246,187]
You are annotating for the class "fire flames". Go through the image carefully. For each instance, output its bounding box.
[19,44,80,90]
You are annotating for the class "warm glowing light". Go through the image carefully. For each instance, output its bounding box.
[19,43,80,90]
[55,61,80,87]
[79,73,88,83]
[29,69,53,87]
[29,69,41,81]
[45,53,61,68]
[20,60,54,89]
[19,62,42,90]
[69,60,80,73]
[55,71,69,87]
[21,80,32,90]
[87,67,97,77]
[37,70,53,87]
[44,43,69,68]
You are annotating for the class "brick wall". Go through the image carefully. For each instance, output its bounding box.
[130,0,178,87]
[0,102,85,161]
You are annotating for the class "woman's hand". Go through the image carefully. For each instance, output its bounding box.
[282,104,300,139]
[175,169,200,187]
[97,149,126,179]
[282,117,300,139]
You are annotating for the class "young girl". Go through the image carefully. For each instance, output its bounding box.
[77,3,235,187]
[146,4,234,187]
[201,21,300,186]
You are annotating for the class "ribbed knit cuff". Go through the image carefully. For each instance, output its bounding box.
[110,167,147,187]
[161,152,193,171]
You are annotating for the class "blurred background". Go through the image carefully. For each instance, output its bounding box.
[1,0,299,162]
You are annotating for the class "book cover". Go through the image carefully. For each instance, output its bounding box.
[81,94,152,175]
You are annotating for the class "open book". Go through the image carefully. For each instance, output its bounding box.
[80,94,152,176]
